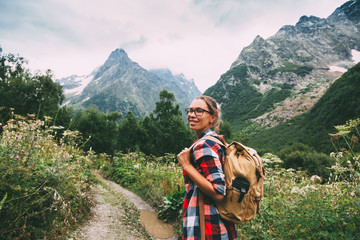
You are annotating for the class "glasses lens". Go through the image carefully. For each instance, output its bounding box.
[195,108,204,116]
[186,108,209,116]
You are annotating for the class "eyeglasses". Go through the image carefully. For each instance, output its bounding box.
[185,108,212,116]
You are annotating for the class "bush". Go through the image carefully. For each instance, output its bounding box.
[278,143,335,179]
[0,115,96,239]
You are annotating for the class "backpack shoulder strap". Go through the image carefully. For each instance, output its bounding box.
[189,135,227,151]
[200,136,227,148]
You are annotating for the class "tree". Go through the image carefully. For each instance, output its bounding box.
[219,120,232,140]
[144,90,195,156]
[72,106,121,154]
[0,47,64,119]
[118,111,141,153]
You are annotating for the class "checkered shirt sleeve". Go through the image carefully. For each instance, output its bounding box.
[182,130,237,240]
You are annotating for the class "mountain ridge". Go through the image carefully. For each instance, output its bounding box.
[205,0,360,129]
[58,48,201,117]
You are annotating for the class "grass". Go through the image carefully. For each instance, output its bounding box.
[0,114,96,239]
[97,119,360,239]
[1,111,358,239]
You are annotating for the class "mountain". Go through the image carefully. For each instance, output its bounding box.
[248,61,360,154]
[149,68,202,110]
[58,49,201,117]
[204,0,360,130]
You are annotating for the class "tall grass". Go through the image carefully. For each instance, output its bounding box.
[0,114,96,239]
[99,118,360,239]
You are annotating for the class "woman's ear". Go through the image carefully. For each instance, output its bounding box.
[210,115,216,124]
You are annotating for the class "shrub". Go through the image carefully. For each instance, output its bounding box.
[0,115,95,239]
[278,143,335,179]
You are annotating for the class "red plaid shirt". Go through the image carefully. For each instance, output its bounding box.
[182,129,237,240]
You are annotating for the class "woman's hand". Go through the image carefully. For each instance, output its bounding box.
[177,148,191,169]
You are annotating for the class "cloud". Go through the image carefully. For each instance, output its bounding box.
[0,0,349,92]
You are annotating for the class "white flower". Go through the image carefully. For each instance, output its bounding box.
[291,187,300,194]
[310,175,322,184]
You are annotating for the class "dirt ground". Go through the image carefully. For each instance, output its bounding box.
[68,172,177,240]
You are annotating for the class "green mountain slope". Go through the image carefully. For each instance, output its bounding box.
[205,1,360,130]
[248,62,360,154]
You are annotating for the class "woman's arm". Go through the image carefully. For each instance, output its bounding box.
[177,148,225,203]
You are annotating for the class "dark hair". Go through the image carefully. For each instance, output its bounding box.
[195,95,221,132]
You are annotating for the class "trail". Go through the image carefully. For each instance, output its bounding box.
[69,172,177,240]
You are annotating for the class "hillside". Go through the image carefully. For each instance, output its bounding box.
[58,49,201,117]
[205,0,360,130]
[248,62,360,154]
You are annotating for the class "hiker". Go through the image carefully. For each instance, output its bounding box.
[177,95,237,240]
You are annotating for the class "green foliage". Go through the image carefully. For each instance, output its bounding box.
[118,111,142,153]
[0,115,96,239]
[99,151,183,207]
[268,61,313,77]
[97,126,360,239]
[329,118,360,182]
[249,62,360,154]
[223,64,248,79]
[219,120,232,140]
[240,177,359,239]
[82,91,142,117]
[278,143,335,179]
[97,151,184,236]
[239,120,360,240]
[158,190,185,222]
[205,64,293,131]
[0,49,64,120]
[140,90,195,156]
[72,106,121,155]
[270,83,295,90]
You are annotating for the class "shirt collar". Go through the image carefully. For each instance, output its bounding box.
[198,128,215,139]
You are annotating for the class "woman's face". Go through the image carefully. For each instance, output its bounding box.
[187,98,216,137]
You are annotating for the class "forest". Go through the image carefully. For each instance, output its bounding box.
[0,48,359,239]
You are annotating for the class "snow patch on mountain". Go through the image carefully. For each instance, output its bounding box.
[351,49,360,63]
[65,75,94,96]
[328,65,347,73]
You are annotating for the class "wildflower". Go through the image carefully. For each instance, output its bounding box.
[15,155,19,159]
[291,187,300,194]
[335,124,351,132]
[310,175,322,184]
[329,133,341,140]
[134,164,141,169]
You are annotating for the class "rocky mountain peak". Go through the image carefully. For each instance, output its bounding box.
[296,15,322,27]
[104,48,131,67]
[59,48,201,117]
[329,0,359,23]
[205,0,360,130]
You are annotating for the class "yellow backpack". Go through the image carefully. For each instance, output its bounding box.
[200,136,266,224]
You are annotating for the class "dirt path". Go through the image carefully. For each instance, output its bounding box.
[68,172,177,240]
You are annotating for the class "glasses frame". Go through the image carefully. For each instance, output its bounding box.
[185,107,212,116]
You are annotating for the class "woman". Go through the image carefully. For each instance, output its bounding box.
[177,96,237,240]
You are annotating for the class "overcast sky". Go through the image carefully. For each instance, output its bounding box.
[0,0,349,92]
